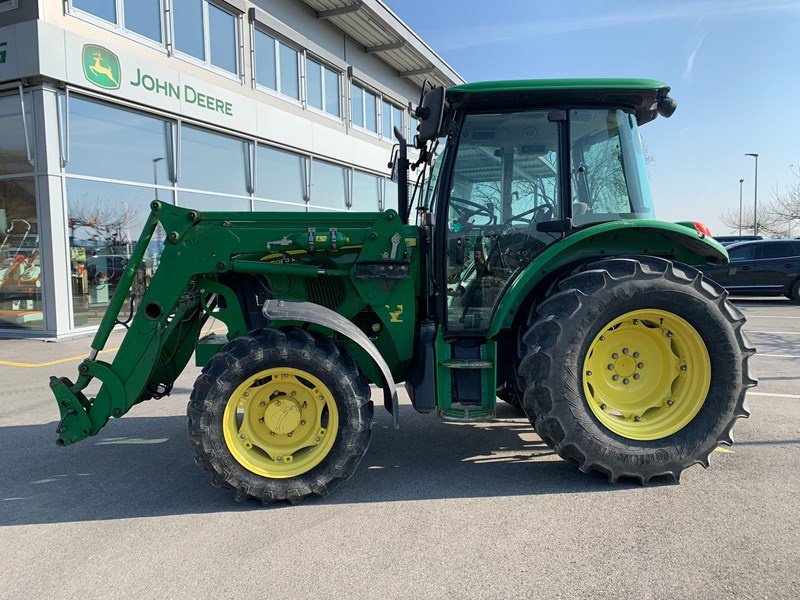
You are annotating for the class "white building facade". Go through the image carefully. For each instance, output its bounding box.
[0,0,462,337]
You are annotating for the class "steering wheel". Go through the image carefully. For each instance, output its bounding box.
[450,195,496,223]
[503,204,553,226]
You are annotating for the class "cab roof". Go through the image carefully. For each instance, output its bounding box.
[447,78,671,124]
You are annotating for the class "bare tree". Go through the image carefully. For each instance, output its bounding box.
[719,168,800,238]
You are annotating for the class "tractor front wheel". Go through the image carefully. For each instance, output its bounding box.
[519,257,756,483]
[188,328,373,504]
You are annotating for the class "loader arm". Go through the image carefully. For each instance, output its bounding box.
[51,201,418,446]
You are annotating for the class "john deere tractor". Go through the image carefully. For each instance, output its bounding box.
[50,79,756,503]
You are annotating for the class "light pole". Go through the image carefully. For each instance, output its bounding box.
[745,153,759,234]
[738,178,744,235]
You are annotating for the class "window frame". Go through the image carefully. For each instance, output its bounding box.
[350,81,380,137]
[170,0,243,80]
[380,99,404,141]
[67,0,168,51]
[252,26,303,105]
[305,54,343,121]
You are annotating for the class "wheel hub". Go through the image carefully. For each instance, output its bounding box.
[263,396,302,435]
[583,309,711,441]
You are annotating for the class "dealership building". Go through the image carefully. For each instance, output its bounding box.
[0,0,462,337]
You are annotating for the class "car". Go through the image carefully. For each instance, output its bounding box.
[700,239,800,302]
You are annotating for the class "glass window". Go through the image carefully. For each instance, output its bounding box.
[364,89,377,133]
[253,200,302,212]
[0,93,35,176]
[0,178,42,330]
[728,244,759,261]
[66,179,171,328]
[312,161,347,209]
[73,0,116,23]
[279,42,299,100]
[570,109,655,225]
[177,191,249,212]
[256,146,307,205]
[180,125,248,196]
[306,59,323,110]
[384,179,397,211]
[352,171,381,211]
[124,0,162,42]
[324,67,340,117]
[254,29,277,90]
[392,106,403,140]
[173,0,205,60]
[446,110,560,331]
[381,100,392,140]
[409,114,419,139]
[761,243,793,260]
[67,97,172,185]
[208,3,237,74]
[350,84,364,128]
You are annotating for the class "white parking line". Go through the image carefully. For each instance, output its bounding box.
[748,391,800,399]
[743,315,800,319]
[746,331,800,335]
[755,354,800,359]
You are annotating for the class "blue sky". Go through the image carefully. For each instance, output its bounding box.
[385,0,800,234]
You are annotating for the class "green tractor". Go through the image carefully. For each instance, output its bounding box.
[50,79,756,503]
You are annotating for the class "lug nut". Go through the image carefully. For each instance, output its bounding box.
[633,352,640,358]
[632,319,639,325]
[637,362,644,369]
[302,401,308,408]
[612,375,619,381]
[666,331,673,338]
[314,436,321,443]
[239,434,246,439]
[260,401,266,407]
[288,432,293,437]
[586,371,592,376]
[667,399,674,406]
[276,456,283,462]
[612,353,619,359]
[600,335,606,341]
[633,374,640,380]
[291,391,297,397]
[600,403,607,410]
[259,418,264,423]
[622,348,629,355]
[634,416,640,422]
[608,364,614,370]
[680,365,687,371]
[623,378,629,385]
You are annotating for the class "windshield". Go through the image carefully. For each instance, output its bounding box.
[570,109,655,225]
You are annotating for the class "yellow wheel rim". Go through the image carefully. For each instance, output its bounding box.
[582,309,711,441]
[222,367,339,479]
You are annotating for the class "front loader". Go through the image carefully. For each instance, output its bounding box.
[50,79,756,503]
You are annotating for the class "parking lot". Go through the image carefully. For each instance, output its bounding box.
[0,299,797,600]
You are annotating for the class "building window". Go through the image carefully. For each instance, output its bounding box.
[0,178,41,330]
[179,124,249,199]
[254,29,300,101]
[409,114,420,140]
[71,0,163,44]
[381,100,403,141]
[351,83,378,134]
[311,160,348,209]
[66,97,172,185]
[173,0,239,75]
[351,171,381,211]
[0,93,35,176]
[256,146,308,206]
[306,57,341,118]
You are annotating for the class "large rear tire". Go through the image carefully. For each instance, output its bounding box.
[519,257,756,483]
[188,328,373,504]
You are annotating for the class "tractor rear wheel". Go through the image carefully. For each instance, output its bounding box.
[519,257,756,483]
[188,328,373,504]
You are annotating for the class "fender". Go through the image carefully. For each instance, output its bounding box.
[263,299,400,428]
[487,219,728,338]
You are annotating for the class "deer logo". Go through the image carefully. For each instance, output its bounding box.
[385,304,404,323]
[82,45,121,90]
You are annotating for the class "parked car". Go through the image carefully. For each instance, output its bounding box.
[713,234,763,246]
[700,239,800,302]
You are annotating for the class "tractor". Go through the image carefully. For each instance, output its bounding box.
[50,79,756,504]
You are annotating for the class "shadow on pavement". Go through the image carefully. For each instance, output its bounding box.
[0,404,634,526]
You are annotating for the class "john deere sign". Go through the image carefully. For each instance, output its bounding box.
[79,43,234,117]
[82,45,120,90]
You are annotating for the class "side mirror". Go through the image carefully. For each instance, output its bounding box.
[416,86,447,146]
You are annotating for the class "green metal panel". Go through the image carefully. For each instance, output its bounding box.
[448,78,669,94]
[487,219,728,338]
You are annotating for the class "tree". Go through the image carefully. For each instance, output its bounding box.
[719,168,800,238]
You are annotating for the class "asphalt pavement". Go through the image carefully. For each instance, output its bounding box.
[0,298,797,599]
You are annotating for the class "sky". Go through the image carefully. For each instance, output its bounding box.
[385,0,800,235]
